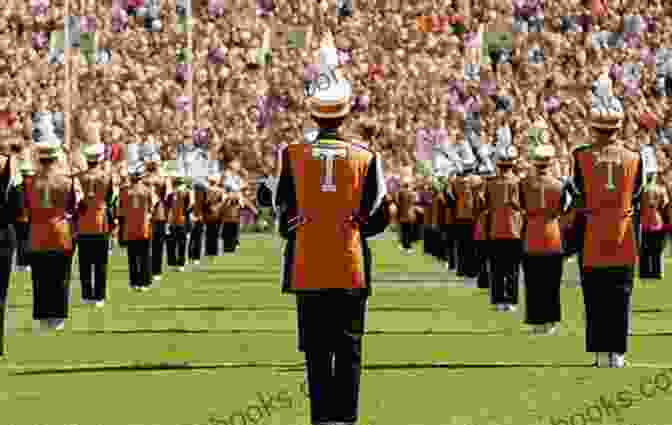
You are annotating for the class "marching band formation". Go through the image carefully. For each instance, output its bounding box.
[0,140,253,349]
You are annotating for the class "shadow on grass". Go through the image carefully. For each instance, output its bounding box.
[632,307,672,314]
[127,305,459,312]
[10,361,305,376]
[65,329,512,335]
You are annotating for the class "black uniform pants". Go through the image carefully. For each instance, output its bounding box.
[127,239,152,287]
[77,235,110,301]
[0,226,15,355]
[166,224,187,267]
[523,254,563,324]
[490,239,522,305]
[454,222,478,277]
[221,222,240,252]
[476,240,492,289]
[188,221,204,260]
[118,218,128,247]
[30,251,72,319]
[399,222,414,250]
[151,221,166,276]
[440,224,456,269]
[14,222,30,267]
[297,293,367,425]
[640,231,665,279]
[581,266,634,354]
[205,222,221,256]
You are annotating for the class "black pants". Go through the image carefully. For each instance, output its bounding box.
[151,221,166,276]
[0,227,14,355]
[14,221,30,267]
[77,236,110,301]
[118,218,128,247]
[30,251,72,319]
[166,224,187,267]
[523,254,563,324]
[476,241,492,289]
[490,239,522,305]
[454,222,478,277]
[640,231,665,278]
[440,224,456,269]
[399,222,414,249]
[581,266,634,353]
[127,240,152,288]
[221,222,240,252]
[205,222,221,256]
[297,293,366,424]
[188,221,204,260]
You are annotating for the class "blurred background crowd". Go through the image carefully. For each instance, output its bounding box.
[1,0,672,222]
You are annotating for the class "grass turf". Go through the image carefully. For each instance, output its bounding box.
[1,232,672,425]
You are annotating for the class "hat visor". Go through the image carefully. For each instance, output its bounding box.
[310,100,351,118]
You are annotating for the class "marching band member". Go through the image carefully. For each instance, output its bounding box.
[570,74,643,368]
[484,145,523,311]
[15,159,34,272]
[145,155,169,282]
[165,164,192,271]
[274,55,388,425]
[76,144,114,307]
[422,177,439,258]
[203,175,224,262]
[474,172,493,290]
[395,172,418,254]
[440,175,457,271]
[521,141,569,334]
[638,173,669,279]
[28,142,77,331]
[220,184,256,253]
[0,140,21,355]
[452,171,480,278]
[120,169,155,291]
[188,184,206,266]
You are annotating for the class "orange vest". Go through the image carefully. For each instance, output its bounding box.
[78,171,111,234]
[396,189,417,223]
[192,191,206,221]
[29,173,73,252]
[576,146,640,268]
[485,175,523,240]
[16,180,31,223]
[521,175,563,254]
[148,176,167,221]
[120,184,152,240]
[204,188,223,223]
[287,140,370,291]
[168,189,190,226]
[640,183,668,231]
[221,196,243,223]
[454,177,476,221]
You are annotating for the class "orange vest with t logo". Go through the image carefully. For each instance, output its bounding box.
[576,146,640,268]
[286,139,371,291]
[485,175,523,240]
[29,172,73,252]
[639,183,668,232]
[78,171,111,234]
[120,184,152,240]
[169,189,190,226]
[521,175,563,254]
[454,177,476,221]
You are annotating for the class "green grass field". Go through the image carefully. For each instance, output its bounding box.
[2,232,672,425]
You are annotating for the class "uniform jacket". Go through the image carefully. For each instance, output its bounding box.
[77,168,114,235]
[521,173,568,254]
[15,178,32,223]
[483,174,523,240]
[192,191,207,222]
[274,131,388,296]
[640,182,669,232]
[572,143,643,268]
[395,186,418,223]
[28,170,75,253]
[167,186,192,226]
[147,174,168,221]
[119,182,153,241]
[204,186,224,224]
[453,176,478,222]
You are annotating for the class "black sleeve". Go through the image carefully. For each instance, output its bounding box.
[359,155,388,238]
[5,185,21,224]
[275,148,296,240]
[571,152,584,207]
[632,155,644,203]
